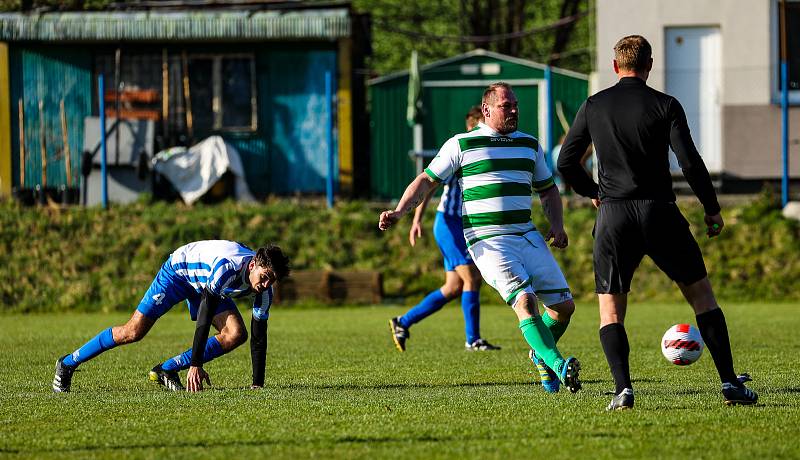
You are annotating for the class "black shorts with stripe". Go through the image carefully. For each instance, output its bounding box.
[593,200,707,294]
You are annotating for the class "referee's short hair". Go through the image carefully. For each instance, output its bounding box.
[614,35,652,72]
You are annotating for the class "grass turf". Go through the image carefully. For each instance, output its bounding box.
[1,302,798,459]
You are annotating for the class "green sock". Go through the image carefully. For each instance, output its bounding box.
[542,312,569,343]
[519,316,565,373]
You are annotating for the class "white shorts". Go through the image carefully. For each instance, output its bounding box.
[468,231,572,307]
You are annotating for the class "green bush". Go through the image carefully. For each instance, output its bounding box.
[1,192,798,313]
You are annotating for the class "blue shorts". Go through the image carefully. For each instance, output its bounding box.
[433,212,473,272]
[136,261,238,321]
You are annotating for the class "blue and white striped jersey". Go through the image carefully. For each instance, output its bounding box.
[168,240,273,318]
[436,175,462,217]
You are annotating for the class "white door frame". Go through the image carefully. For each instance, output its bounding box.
[665,26,722,173]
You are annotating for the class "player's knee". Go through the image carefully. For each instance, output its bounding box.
[440,284,463,299]
[553,299,576,318]
[439,285,462,300]
[465,267,482,285]
[116,325,147,344]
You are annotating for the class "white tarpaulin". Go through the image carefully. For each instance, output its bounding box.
[152,136,255,205]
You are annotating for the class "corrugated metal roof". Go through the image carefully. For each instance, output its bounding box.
[0,9,351,42]
[369,48,588,86]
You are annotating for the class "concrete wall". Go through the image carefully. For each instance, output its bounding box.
[724,105,800,178]
[595,0,772,104]
[595,0,800,180]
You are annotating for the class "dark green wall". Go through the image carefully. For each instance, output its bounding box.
[369,54,588,200]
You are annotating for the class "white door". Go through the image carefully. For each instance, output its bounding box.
[665,27,722,173]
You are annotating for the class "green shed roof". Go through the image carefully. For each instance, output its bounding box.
[0,8,350,42]
[369,48,588,86]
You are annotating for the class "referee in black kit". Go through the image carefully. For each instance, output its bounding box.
[557,35,757,410]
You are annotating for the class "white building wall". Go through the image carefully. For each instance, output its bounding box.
[595,0,771,105]
[595,0,800,180]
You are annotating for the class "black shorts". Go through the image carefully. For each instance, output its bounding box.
[593,200,707,294]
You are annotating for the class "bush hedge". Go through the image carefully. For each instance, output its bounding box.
[1,191,798,313]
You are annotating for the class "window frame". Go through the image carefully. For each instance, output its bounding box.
[188,52,258,132]
[773,0,800,105]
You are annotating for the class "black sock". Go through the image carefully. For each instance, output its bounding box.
[599,323,632,394]
[696,308,738,384]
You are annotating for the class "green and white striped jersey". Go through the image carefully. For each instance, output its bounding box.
[424,123,555,246]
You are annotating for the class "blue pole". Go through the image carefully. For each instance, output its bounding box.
[98,74,108,209]
[325,70,334,209]
[781,60,789,207]
[544,66,553,171]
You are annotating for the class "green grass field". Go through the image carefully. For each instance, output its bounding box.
[1,302,798,459]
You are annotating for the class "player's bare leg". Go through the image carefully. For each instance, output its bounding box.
[440,270,465,299]
[112,311,156,344]
[211,308,248,351]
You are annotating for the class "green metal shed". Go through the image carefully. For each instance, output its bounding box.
[368,49,589,200]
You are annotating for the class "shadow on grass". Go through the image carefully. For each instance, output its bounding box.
[254,381,535,390]
[772,387,800,394]
[1,431,556,455]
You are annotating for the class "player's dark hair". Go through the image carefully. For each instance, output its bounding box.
[614,35,652,72]
[254,244,291,280]
[465,105,483,129]
[482,82,514,106]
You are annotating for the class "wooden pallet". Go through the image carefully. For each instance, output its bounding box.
[274,270,383,304]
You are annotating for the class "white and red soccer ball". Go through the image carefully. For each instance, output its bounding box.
[661,324,704,365]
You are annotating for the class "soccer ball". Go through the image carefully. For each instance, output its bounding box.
[661,324,704,365]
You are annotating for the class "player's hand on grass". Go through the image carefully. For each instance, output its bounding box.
[186,366,211,392]
[409,221,423,246]
[704,213,724,238]
[545,227,569,249]
[379,210,401,231]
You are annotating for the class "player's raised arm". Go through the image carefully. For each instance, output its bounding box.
[378,172,439,231]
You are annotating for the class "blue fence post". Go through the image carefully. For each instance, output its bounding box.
[544,65,553,171]
[780,0,790,207]
[98,75,108,209]
[781,60,789,207]
[325,70,334,209]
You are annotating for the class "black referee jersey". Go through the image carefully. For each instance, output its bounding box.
[557,76,720,216]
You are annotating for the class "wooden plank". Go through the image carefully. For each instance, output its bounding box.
[0,42,11,196]
[274,269,382,304]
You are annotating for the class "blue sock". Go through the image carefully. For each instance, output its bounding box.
[161,336,225,371]
[461,291,480,343]
[400,290,449,328]
[63,327,117,367]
